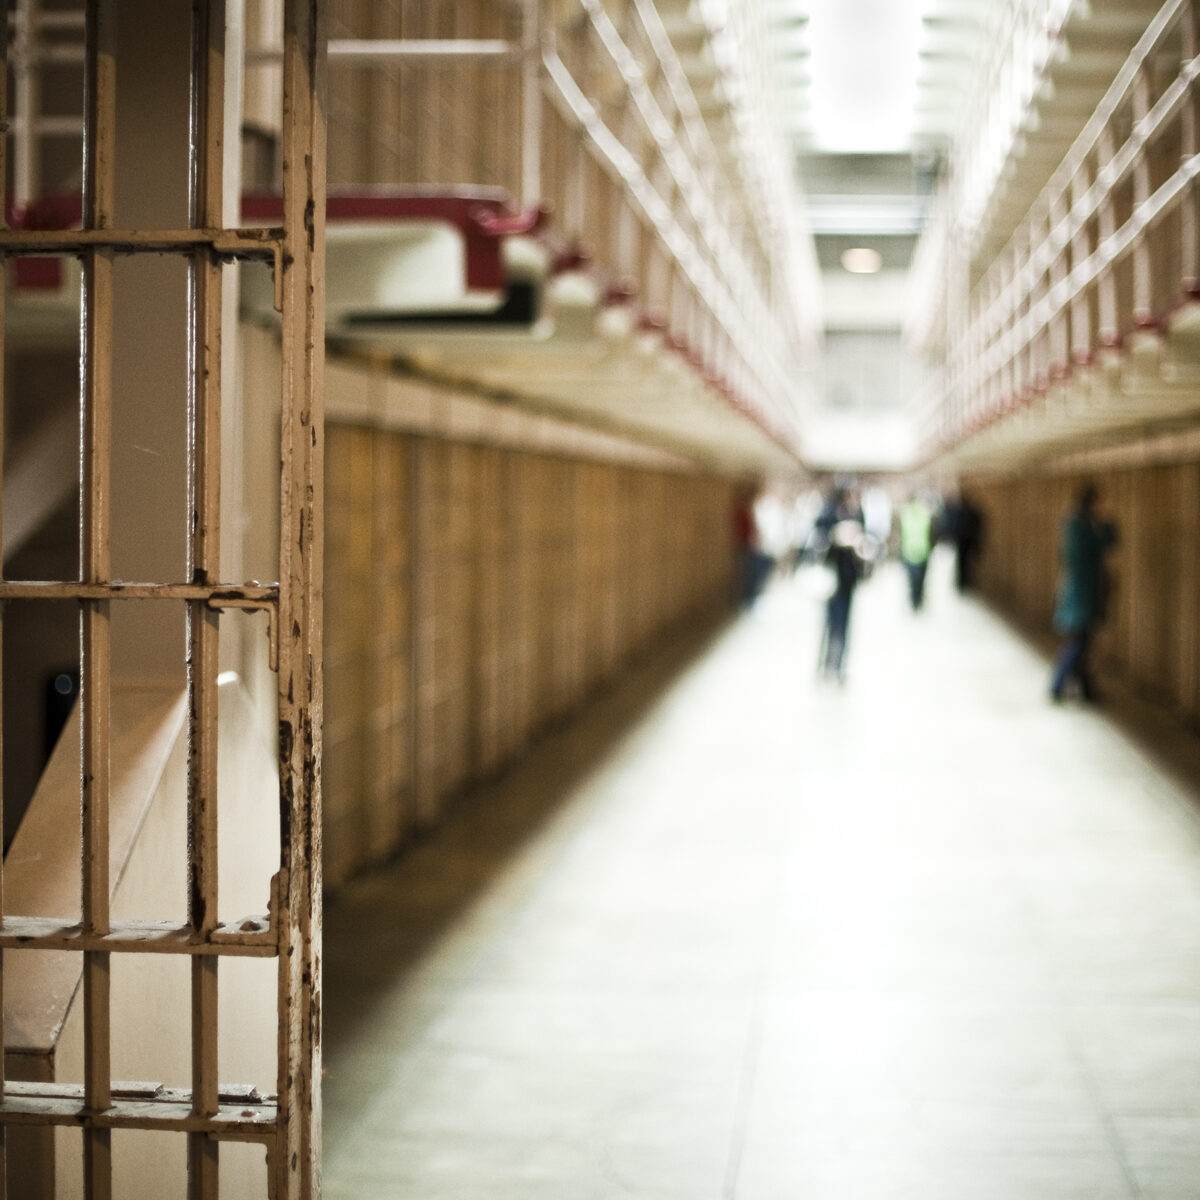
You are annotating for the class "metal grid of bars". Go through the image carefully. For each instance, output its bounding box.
[307,0,809,456]
[0,2,325,1196]
[320,417,739,889]
[924,0,1200,460]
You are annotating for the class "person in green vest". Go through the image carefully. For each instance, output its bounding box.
[898,491,936,611]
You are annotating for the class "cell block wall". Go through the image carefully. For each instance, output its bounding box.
[323,420,739,889]
[326,0,523,196]
[966,459,1200,727]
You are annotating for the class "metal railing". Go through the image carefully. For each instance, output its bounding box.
[281,0,813,455]
[919,0,1200,458]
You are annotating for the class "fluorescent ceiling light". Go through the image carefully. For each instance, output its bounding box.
[808,196,925,235]
[805,0,926,153]
[841,247,883,273]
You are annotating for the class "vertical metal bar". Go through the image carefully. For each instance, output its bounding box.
[276,0,326,1196]
[407,435,422,836]
[1097,130,1119,343]
[1070,166,1091,362]
[1048,196,1068,371]
[80,2,116,1196]
[12,0,38,209]
[1000,254,1014,407]
[187,2,225,1196]
[520,0,542,210]
[1132,67,1153,320]
[1023,225,1037,393]
[0,2,9,1191]
[1183,0,1200,293]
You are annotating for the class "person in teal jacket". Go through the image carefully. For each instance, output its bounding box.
[1049,483,1118,702]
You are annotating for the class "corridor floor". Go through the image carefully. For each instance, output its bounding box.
[322,552,1200,1200]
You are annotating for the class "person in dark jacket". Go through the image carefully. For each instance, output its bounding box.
[819,509,869,683]
[951,492,985,591]
[1049,483,1118,702]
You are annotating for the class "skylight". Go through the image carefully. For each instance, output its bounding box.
[804,0,928,153]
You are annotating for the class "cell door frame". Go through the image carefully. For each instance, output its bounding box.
[0,2,326,1197]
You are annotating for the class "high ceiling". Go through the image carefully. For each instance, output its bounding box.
[763,0,993,266]
[763,0,993,156]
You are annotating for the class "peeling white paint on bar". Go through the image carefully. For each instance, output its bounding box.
[0,2,325,1196]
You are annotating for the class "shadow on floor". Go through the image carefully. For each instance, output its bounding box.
[321,614,730,1139]
[980,592,1200,827]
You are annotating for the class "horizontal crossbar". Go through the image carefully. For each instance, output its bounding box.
[0,1082,279,1139]
[0,227,281,259]
[0,581,277,604]
[0,916,279,956]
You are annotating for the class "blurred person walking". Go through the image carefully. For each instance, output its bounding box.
[819,499,871,683]
[733,488,771,609]
[898,491,936,611]
[1049,483,1118,703]
[953,492,985,591]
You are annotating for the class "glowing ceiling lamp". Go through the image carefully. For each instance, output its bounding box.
[841,247,883,273]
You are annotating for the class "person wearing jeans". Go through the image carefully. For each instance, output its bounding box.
[898,492,935,611]
[1050,483,1118,702]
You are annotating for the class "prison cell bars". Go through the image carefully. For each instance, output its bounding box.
[0,2,326,1197]
[918,0,1200,461]
[967,0,1196,427]
[291,0,807,454]
[0,6,7,1194]
[275,0,326,1195]
[7,0,87,209]
[79,4,115,1194]
[950,0,1078,248]
[188,1,225,1193]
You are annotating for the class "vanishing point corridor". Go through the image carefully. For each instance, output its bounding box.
[324,555,1200,1199]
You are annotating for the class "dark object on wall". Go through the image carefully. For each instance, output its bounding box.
[44,668,79,762]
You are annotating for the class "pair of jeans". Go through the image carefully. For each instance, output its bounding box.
[904,559,928,610]
[822,591,853,678]
[1051,628,1094,699]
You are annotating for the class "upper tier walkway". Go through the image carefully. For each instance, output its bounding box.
[323,549,1200,1200]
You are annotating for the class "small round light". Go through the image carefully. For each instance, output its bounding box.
[841,247,883,274]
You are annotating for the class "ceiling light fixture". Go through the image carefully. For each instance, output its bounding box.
[841,247,883,273]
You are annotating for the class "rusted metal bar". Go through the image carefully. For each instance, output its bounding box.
[0,1084,278,1136]
[81,1,116,1195]
[187,5,226,1194]
[0,3,8,1194]
[0,581,276,601]
[0,916,277,954]
[0,0,313,1189]
[275,1,326,1196]
[0,227,281,257]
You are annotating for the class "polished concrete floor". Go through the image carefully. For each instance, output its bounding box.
[323,552,1200,1199]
